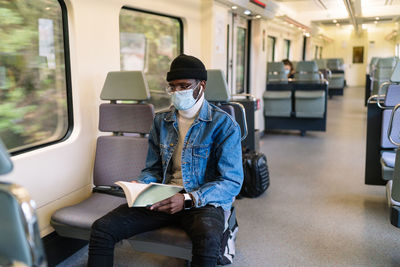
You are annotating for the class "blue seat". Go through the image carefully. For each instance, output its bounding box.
[0,139,46,266]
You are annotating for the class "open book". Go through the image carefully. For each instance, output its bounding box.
[115,181,183,207]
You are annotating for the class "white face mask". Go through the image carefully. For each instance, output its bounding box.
[171,84,202,110]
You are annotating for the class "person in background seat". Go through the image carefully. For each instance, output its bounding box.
[88,54,243,267]
[283,59,295,79]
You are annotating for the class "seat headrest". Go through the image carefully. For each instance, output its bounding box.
[267,62,287,83]
[378,57,397,68]
[101,71,150,101]
[0,139,13,175]
[326,58,343,70]
[370,57,379,67]
[204,69,231,102]
[267,62,285,72]
[391,61,400,83]
[315,59,327,70]
[296,61,318,72]
[99,104,154,134]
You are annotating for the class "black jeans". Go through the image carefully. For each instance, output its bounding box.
[87,204,225,267]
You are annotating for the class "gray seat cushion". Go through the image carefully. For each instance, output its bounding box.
[51,193,126,240]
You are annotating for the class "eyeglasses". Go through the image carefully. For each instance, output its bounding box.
[165,81,200,95]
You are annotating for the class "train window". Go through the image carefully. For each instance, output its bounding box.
[267,36,276,62]
[314,46,319,59]
[119,7,183,110]
[284,39,291,59]
[0,0,72,154]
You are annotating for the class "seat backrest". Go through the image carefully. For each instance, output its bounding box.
[205,69,231,102]
[94,71,154,186]
[315,59,327,70]
[267,62,287,83]
[204,69,248,141]
[327,58,343,71]
[0,183,46,267]
[0,138,46,266]
[375,57,397,80]
[0,139,12,175]
[294,61,320,81]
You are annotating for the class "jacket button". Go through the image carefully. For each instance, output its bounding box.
[169,143,174,147]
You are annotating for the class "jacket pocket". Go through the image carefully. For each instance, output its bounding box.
[192,144,212,179]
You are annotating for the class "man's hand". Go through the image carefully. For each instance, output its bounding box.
[149,193,184,214]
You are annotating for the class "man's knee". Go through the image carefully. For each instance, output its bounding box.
[90,216,118,244]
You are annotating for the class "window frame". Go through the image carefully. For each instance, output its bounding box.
[284,39,291,59]
[121,6,184,53]
[267,36,276,62]
[9,0,74,156]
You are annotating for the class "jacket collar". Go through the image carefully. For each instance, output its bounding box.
[164,99,212,122]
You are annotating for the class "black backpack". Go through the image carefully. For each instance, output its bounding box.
[240,150,270,198]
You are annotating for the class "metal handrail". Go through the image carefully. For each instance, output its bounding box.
[367,94,385,104]
[228,101,248,141]
[377,81,392,109]
[388,103,400,146]
[232,93,256,101]
[149,90,166,95]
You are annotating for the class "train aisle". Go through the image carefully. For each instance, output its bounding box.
[58,87,400,267]
[235,86,400,266]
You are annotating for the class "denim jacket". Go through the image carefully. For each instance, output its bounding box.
[137,100,243,211]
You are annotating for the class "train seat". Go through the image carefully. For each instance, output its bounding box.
[51,71,153,240]
[294,90,325,118]
[264,62,292,118]
[372,57,397,95]
[294,61,326,118]
[52,70,239,264]
[0,139,46,267]
[205,69,248,141]
[130,69,241,263]
[379,64,400,182]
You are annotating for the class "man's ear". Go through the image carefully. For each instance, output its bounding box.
[201,80,206,89]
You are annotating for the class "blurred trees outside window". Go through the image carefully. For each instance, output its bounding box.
[0,0,70,153]
[119,8,182,111]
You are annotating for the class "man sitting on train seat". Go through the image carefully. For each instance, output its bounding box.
[88,54,244,267]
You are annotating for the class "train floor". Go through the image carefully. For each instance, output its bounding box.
[57,86,400,267]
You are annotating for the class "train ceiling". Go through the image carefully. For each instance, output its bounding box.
[274,0,400,31]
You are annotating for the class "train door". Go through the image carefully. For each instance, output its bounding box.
[227,13,248,95]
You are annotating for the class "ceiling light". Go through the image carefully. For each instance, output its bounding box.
[333,19,337,23]
[244,10,251,15]
[45,7,50,10]
[290,24,294,27]
[232,6,238,10]
[375,17,380,20]
[255,15,262,19]
[298,27,302,30]
[375,21,378,24]
[336,23,340,27]
[362,24,367,29]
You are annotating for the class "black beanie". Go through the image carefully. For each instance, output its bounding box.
[167,54,207,81]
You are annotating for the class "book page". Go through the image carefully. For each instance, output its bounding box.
[133,183,183,207]
[115,181,150,207]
